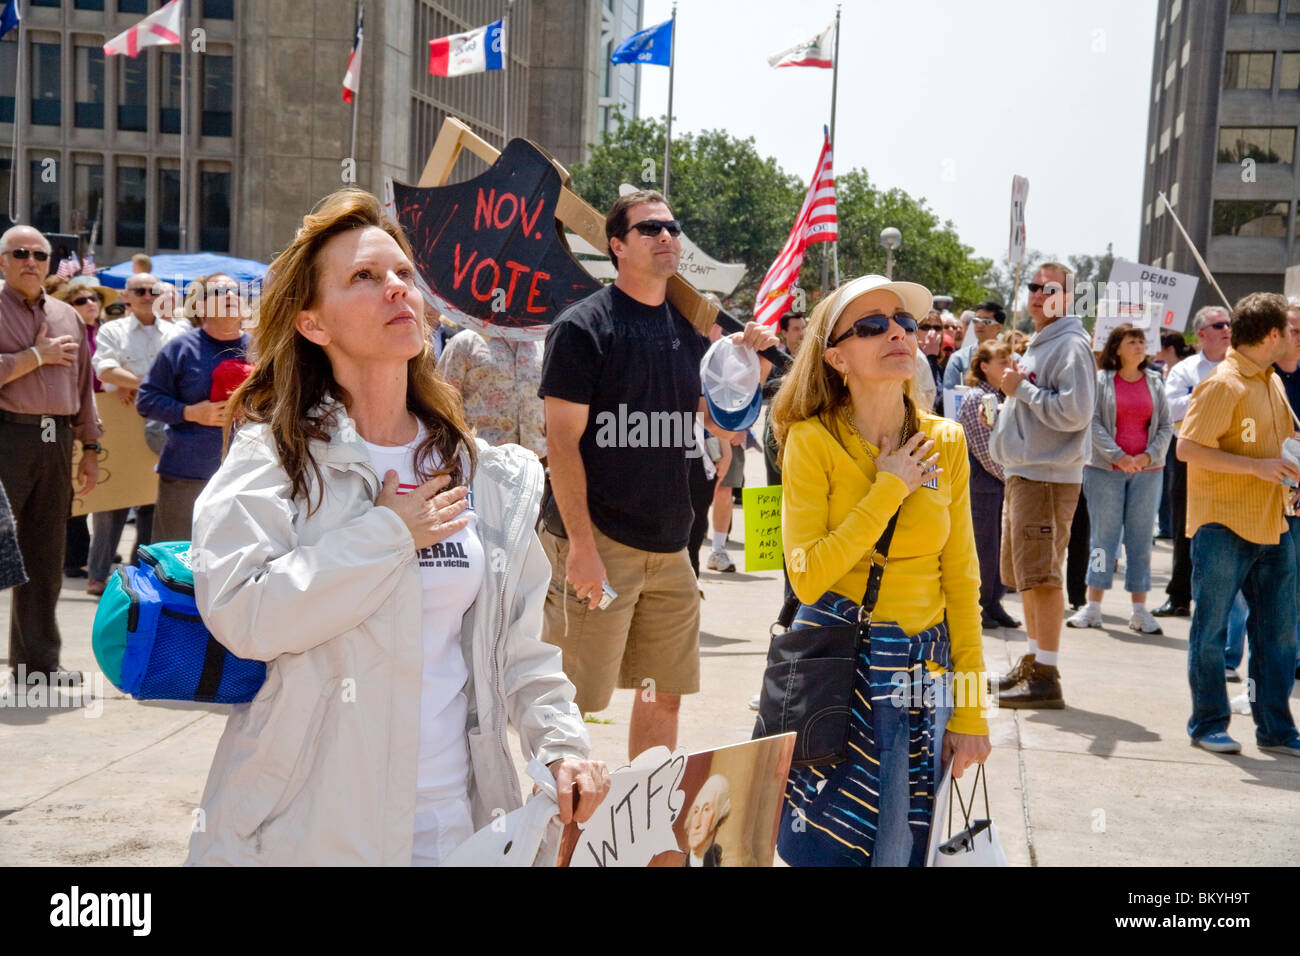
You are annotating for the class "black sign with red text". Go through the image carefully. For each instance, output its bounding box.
[389,139,602,341]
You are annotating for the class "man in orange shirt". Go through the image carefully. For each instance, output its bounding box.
[1177,292,1300,757]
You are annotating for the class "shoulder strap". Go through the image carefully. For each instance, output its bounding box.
[858,508,902,624]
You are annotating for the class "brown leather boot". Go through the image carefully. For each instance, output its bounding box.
[996,661,1065,709]
[988,653,1035,694]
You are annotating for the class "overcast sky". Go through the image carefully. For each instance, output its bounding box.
[635,0,1158,269]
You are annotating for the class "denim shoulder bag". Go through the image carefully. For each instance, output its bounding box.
[752,508,902,767]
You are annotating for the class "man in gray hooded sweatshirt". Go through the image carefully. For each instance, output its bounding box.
[988,262,1097,707]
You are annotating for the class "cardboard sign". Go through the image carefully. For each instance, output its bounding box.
[742,485,783,572]
[1105,259,1200,333]
[70,397,160,518]
[388,139,603,341]
[943,384,970,421]
[1009,175,1029,265]
[1093,299,1161,355]
[557,734,797,867]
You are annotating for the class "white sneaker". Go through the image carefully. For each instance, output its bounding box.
[748,693,761,711]
[1128,607,1163,635]
[1066,604,1102,628]
[707,549,735,572]
[1229,691,1252,715]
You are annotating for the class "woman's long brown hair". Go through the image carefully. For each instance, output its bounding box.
[226,187,476,513]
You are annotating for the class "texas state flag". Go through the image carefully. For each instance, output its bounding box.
[429,18,504,77]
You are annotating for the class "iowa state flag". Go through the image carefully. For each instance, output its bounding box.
[429,18,504,77]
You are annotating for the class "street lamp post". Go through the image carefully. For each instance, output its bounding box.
[880,226,901,279]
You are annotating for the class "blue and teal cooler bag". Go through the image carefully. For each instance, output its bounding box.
[92,541,266,704]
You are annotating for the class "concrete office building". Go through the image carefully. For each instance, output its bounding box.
[1139,0,1300,307]
[0,0,640,266]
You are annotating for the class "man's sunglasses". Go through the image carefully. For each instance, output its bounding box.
[70,295,100,306]
[828,312,918,346]
[128,287,160,296]
[1205,321,1230,330]
[1026,282,1063,294]
[973,317,1002,326]
[918,322,944,332]
[5,248,49,261]
[626,218,681,238]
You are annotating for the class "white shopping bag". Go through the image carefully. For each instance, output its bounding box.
[925,762,1008,867]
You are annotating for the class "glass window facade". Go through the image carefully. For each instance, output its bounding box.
[31,42,61,126]
[30,159,59,233]
[1212,200,1290,236]
[118,0,147,13]
[160,52,181,134]
[116,164,147,248]
[1218,127,1297,164]
[158,168,181,250]
[75,46,105,129]
[118,56,147,131]
[202,55,233,137]
[203,0,234,18]
[1223,52,1275,88]
[1282,53,1300,89]
[74,162,105,242]
[0,39,15,124]
[1230,0,1280,11]
[200,169,230,251]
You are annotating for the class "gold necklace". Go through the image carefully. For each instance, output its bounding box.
[841,400,913,461]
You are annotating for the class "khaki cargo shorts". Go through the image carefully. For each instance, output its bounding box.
[540,526,701,714]
[999,476,1081,591]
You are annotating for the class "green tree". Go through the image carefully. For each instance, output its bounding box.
[570,115,995,316]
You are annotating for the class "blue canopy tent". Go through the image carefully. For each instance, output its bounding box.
[97,253,268,292]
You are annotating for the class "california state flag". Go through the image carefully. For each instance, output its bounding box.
[104,0,183,58]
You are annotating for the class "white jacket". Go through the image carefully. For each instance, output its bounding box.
[185,401,589,866]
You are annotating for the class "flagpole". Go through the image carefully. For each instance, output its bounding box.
[7,9,22,223]
[1159,190,1233,310]
[348,0,361,162]
[662,3,676,200]
[179,0,188,250]
[501,0,510,144]
[829,4,840,286]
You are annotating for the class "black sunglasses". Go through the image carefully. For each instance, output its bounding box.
[828,312,918,347]
[1026,282,1063,294]
[1206,321,1230,330]
[626,218,682,238]
[128,287,160,296]
[71,295,100,306]
[918,322,944,332]
[6,248,49,261]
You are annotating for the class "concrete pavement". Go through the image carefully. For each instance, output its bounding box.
[2,450,1298,865]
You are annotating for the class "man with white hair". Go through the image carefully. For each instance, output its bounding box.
[1155,304,1232,618]
[0,225,101,686]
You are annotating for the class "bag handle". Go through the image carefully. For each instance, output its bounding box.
[949,763,995,844]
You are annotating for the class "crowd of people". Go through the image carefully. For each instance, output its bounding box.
[2,184,1298,868]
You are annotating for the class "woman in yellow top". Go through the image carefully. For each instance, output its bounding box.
[770,274,991,867]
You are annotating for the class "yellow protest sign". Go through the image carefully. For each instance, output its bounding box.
[742,485,783,572]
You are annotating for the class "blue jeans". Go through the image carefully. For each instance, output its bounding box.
[1081,466,1163,593]
[778,697,953,867]
[1188,523,1299,745]
[1225,591,1247,671]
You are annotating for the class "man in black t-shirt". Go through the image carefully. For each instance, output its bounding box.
[539,189,777,760]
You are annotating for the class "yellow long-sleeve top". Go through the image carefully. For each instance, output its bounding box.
[781,410,988,736]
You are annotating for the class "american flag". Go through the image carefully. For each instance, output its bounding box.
[56,252,81,279]
[81,251,96,275]
[342,6,363,104]
[103,0,182,58]
[753,133,837,327]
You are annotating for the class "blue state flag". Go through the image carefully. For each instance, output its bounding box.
[0,1,20,41]
[610,18,672,66]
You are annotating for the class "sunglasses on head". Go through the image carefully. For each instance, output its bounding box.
[71,295,100,306]
[626,218,682,238]
[6,248,49,261]
[828,312,918,347]
[1026,282,1063,294]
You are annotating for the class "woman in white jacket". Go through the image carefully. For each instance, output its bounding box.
[185,188,609,866]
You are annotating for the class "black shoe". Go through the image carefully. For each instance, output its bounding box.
[982,605,1021,629]
[63,567,88,579]
[13,666,84,687]
[988,653,1036,694]
[1153,600,1190,618]
[996,661,1065,709]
